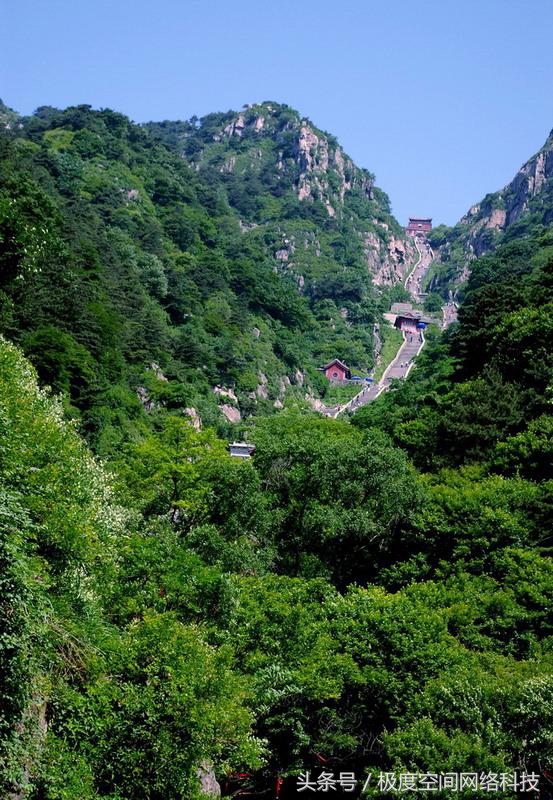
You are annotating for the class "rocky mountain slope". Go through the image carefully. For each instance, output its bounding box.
[146,102,416,286]
[428,128,553,293]
[0,101,413,450]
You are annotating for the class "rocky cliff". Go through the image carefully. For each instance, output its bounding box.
[429,128,553,291]
[460,129,553,254]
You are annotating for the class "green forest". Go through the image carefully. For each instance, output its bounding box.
[0,101,411,454]
[0,101,552,799]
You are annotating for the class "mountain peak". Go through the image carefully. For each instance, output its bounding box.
[146,103,414,285]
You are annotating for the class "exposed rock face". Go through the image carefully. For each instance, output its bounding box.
[293,369,304,386]
[365,231,417,285]
[272,221,414,289]
[0,100,21,130]
[214,385,241,422]
[385,236,416,283]
[279,375,291,398]
[305,393,329,413]
[440,128,553,270]
[503,144,553,224]
[486,208,507,229]
[219,404,241,423]
[292,123,375,220]
[197,762,221,797]
[256,372,269,399]
[184,407,201,430]
[220,155,236,173]
[297,126,326,194]
[213,385,238,402]
[364,231,383,275]
[223,113,246,138]
[149,362,168,381]
[275,248,289,261]
[136,386,155,411]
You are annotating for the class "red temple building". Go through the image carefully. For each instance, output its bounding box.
[321,359,351,382]
[406,217,432,234]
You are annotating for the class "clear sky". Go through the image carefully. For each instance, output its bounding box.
[3,0,553,225]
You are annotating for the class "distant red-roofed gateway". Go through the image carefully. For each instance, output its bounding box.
[406,217,432,234]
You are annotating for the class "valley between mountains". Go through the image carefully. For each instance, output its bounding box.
[1,99,552,800]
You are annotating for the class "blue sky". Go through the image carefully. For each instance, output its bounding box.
[3,0,553,225]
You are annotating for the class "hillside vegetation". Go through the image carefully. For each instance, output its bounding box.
[0,100,552,799]
[0,101,414,453]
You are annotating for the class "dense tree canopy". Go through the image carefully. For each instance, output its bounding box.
[1,101,552,799]
[0,103,399,455]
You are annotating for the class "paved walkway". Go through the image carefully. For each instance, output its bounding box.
[324,235,433,418]
[441,289,458,328]
[379,330,425,387]
[441,303,458,328]
[405,237,433,303]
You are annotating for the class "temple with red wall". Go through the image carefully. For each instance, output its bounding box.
[321,359,351,382]
[406,217,432,234]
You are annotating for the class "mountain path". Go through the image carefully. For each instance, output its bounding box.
[325,236,434,418]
